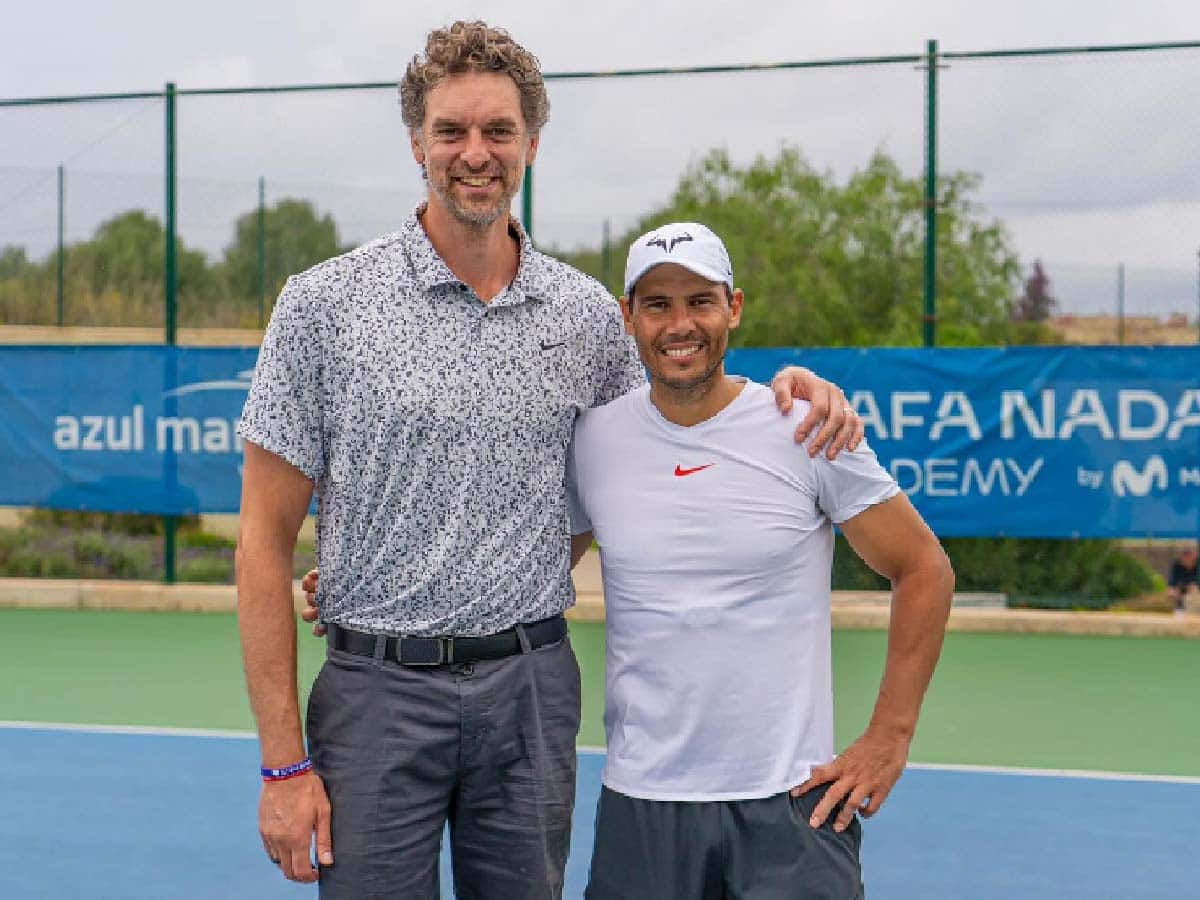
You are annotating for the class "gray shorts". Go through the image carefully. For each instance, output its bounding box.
[585,784,864,900]
[306,628,581,899]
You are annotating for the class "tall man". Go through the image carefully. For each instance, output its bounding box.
[569,223,954,898]
[235,20,861,899]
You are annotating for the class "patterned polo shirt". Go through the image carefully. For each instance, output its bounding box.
[238,207,645,636]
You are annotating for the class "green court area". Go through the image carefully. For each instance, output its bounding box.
[3,608,1197,776]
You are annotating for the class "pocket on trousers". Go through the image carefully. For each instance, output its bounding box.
[789,785,863,854]
[533,636,582,738]
[305,650,374,754]
[304,659,332,747]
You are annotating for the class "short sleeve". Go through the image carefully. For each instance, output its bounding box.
[565,432,592,535]
[811,438,900,524]
[593,302,646,407]
[236,276,325,481]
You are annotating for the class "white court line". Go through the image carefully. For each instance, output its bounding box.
[0,720,256,740]
[905,761,1200,785]
[5,721,1200,786]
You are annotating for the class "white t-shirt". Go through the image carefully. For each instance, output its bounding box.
[567,380,900,801]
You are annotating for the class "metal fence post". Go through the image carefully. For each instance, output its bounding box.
[165,83,177,345]
[923,39,939,348]
[163,82,177,584]
[602,219,612,291]
[257,175,266,328]
[1117,262,1125,345]
[521,164,533,239]
[56,164,64,327]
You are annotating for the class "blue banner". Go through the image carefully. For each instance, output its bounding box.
[0,346,257,516]
[729,347,1200,537]
[1,345,1198,536]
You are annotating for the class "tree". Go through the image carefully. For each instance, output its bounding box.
[1012,260,1057,322]
[220,199,344,309]
[1,200,345,328]
[0,211,219,327]
[0,246,30,280]
[0,245,40,324]
[553,147,1131,601]
[69,211,211,299]
[556,146,1051,347]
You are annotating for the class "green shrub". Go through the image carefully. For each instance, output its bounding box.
[1,549,49,577]
[70,531,111,567]
[178,556,234,584]
[832,535,1156,609]
[42,552,80,579]
[0,527,33,564]
[832,539,888,591]
[942,537,1155,608]
[179,530,236,550]
[99,541,156,580]
[21,509,200,536]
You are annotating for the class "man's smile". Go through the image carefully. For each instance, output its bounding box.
[663,343,704,359]
[455,175,500,188]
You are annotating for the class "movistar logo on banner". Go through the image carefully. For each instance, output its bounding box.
[1111,457,1168,497]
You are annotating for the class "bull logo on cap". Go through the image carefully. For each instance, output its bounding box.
[646,232,694,253]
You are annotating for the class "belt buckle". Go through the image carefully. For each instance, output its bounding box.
[396,636,453,666]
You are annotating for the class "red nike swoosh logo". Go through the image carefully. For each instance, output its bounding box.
[674,463,714,477]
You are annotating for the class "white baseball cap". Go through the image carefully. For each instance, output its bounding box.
[623,222,734,297]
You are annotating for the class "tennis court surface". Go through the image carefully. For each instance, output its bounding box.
[4,609,1199,898]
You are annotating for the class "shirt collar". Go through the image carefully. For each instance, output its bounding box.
[403,203,553,304]
[508,219,553,304]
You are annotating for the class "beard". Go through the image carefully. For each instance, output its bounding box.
[648,339,728,396]
[425,164,520,231]
[657,357,724,394]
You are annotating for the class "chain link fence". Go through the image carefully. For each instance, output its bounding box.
[2,41,1198,340]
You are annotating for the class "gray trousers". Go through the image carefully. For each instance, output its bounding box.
[306,630,581,899]
[585,785,864,899]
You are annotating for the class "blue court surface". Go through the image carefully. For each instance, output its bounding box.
[4,724,1198,898]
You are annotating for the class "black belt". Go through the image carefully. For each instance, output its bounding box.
[326,614,567,667]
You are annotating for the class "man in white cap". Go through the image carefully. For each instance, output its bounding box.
[569,222,954,898]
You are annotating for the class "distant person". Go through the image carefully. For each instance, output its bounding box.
[570,222,955,898]
[1168,546,1198,615]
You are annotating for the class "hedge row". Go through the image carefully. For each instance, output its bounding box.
[833,535,1156,609]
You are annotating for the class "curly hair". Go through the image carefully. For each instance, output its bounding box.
[400,21,550,134]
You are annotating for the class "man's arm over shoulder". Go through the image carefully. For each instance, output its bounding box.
[796,490,953,831]
[570,532,594,569]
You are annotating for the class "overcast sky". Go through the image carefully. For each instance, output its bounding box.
[3,0,1200,316]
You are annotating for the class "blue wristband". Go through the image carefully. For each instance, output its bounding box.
[261,757,313,782]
